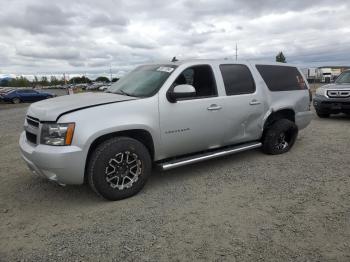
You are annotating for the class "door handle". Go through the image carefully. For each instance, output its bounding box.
[249,99,261,105]
[207,104,222,111]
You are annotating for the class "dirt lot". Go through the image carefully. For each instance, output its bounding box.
[0,103,349,262]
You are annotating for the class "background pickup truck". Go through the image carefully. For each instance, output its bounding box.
[19,59,313,200]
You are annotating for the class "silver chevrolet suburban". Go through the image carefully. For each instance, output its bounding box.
[19,60,313,200]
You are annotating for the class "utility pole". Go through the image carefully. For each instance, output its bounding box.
[235,43,238,61]
[110,64,112,82]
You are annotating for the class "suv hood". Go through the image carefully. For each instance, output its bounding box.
[27,92,136,121]
[321,83,350,90]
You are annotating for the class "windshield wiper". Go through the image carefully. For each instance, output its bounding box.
[110,90,136,97]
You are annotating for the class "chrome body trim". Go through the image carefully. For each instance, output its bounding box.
[159,142,262,170]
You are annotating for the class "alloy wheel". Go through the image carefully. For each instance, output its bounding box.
[12,98,20,104]
[275,133,289,150]
[104,151,142,190]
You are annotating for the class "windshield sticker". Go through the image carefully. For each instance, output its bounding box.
[157,67,174,73]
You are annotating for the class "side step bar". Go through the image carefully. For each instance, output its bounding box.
[159,141,262,171]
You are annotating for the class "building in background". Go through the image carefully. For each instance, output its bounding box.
[317,66,350,83]
[302,66,350,83]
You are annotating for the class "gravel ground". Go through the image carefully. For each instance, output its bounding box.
[0,103,349,262]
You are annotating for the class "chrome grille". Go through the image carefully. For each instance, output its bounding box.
[27,116,39,127]
[25,116,40,145]
[327,90,350,98]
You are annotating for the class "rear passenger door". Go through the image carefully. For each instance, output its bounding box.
[17,90,32,102]
[218,64,266,145]
[24,90,39,102]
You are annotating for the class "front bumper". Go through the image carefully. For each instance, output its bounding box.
[313,95,350,113]
[19,131,85,185]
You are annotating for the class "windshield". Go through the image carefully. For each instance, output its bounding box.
[108,64,177,97]
[335,71,350,84]
[0,88,14,94]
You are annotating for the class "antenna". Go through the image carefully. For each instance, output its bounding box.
[235,43,238,61]
[110,64,112,82]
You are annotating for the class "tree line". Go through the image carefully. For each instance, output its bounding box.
[2,52,286,88]
[0,76,119,87]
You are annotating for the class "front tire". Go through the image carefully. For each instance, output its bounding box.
[87,137,152,201]
[12,98,21,104]
[262,119,298,155]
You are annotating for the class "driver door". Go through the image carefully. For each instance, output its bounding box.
[159,65,225,158]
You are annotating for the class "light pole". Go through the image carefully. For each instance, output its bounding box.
[235,43,238,61]
[110,64,112,82]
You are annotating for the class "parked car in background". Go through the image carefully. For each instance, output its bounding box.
[0,88,55,104]
[20,59,312,201]
[86,83,102,90]
[314,70,350,118]
[98,85,109,91]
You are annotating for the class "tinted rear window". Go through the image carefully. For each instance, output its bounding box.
[256,65,307,91]
[220,64,255,95]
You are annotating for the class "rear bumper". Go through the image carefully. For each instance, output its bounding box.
[295,111,313,130]
[313,96,350,113]
[19,131,85,185]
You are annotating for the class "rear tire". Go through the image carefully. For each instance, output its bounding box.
[316,111,330,118]
[12,98,21,104]
[87,137,152,201]
[262,119,298,155]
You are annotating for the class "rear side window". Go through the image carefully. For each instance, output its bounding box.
[21,90,37,94]
[219,64,255,95]
[18,90,35,94]
[256,65,307,91]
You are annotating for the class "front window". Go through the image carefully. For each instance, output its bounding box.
[335,71,350,84]
[108,64,177,97]
[171,65,217,99]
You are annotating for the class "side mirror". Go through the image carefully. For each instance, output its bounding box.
[167,84,196,103]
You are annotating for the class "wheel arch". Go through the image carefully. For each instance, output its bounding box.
[84,129,155,183]
[263,108,296,131]
[12,96,22,103]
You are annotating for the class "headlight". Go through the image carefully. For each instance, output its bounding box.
[315,88,326,97]
[41,123,75,146]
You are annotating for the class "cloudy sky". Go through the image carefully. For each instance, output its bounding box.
[0,0,349,78]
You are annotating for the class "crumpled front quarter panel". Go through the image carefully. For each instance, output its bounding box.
[58,95,161,161]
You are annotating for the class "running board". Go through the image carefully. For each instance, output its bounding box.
[159,141,262,171]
